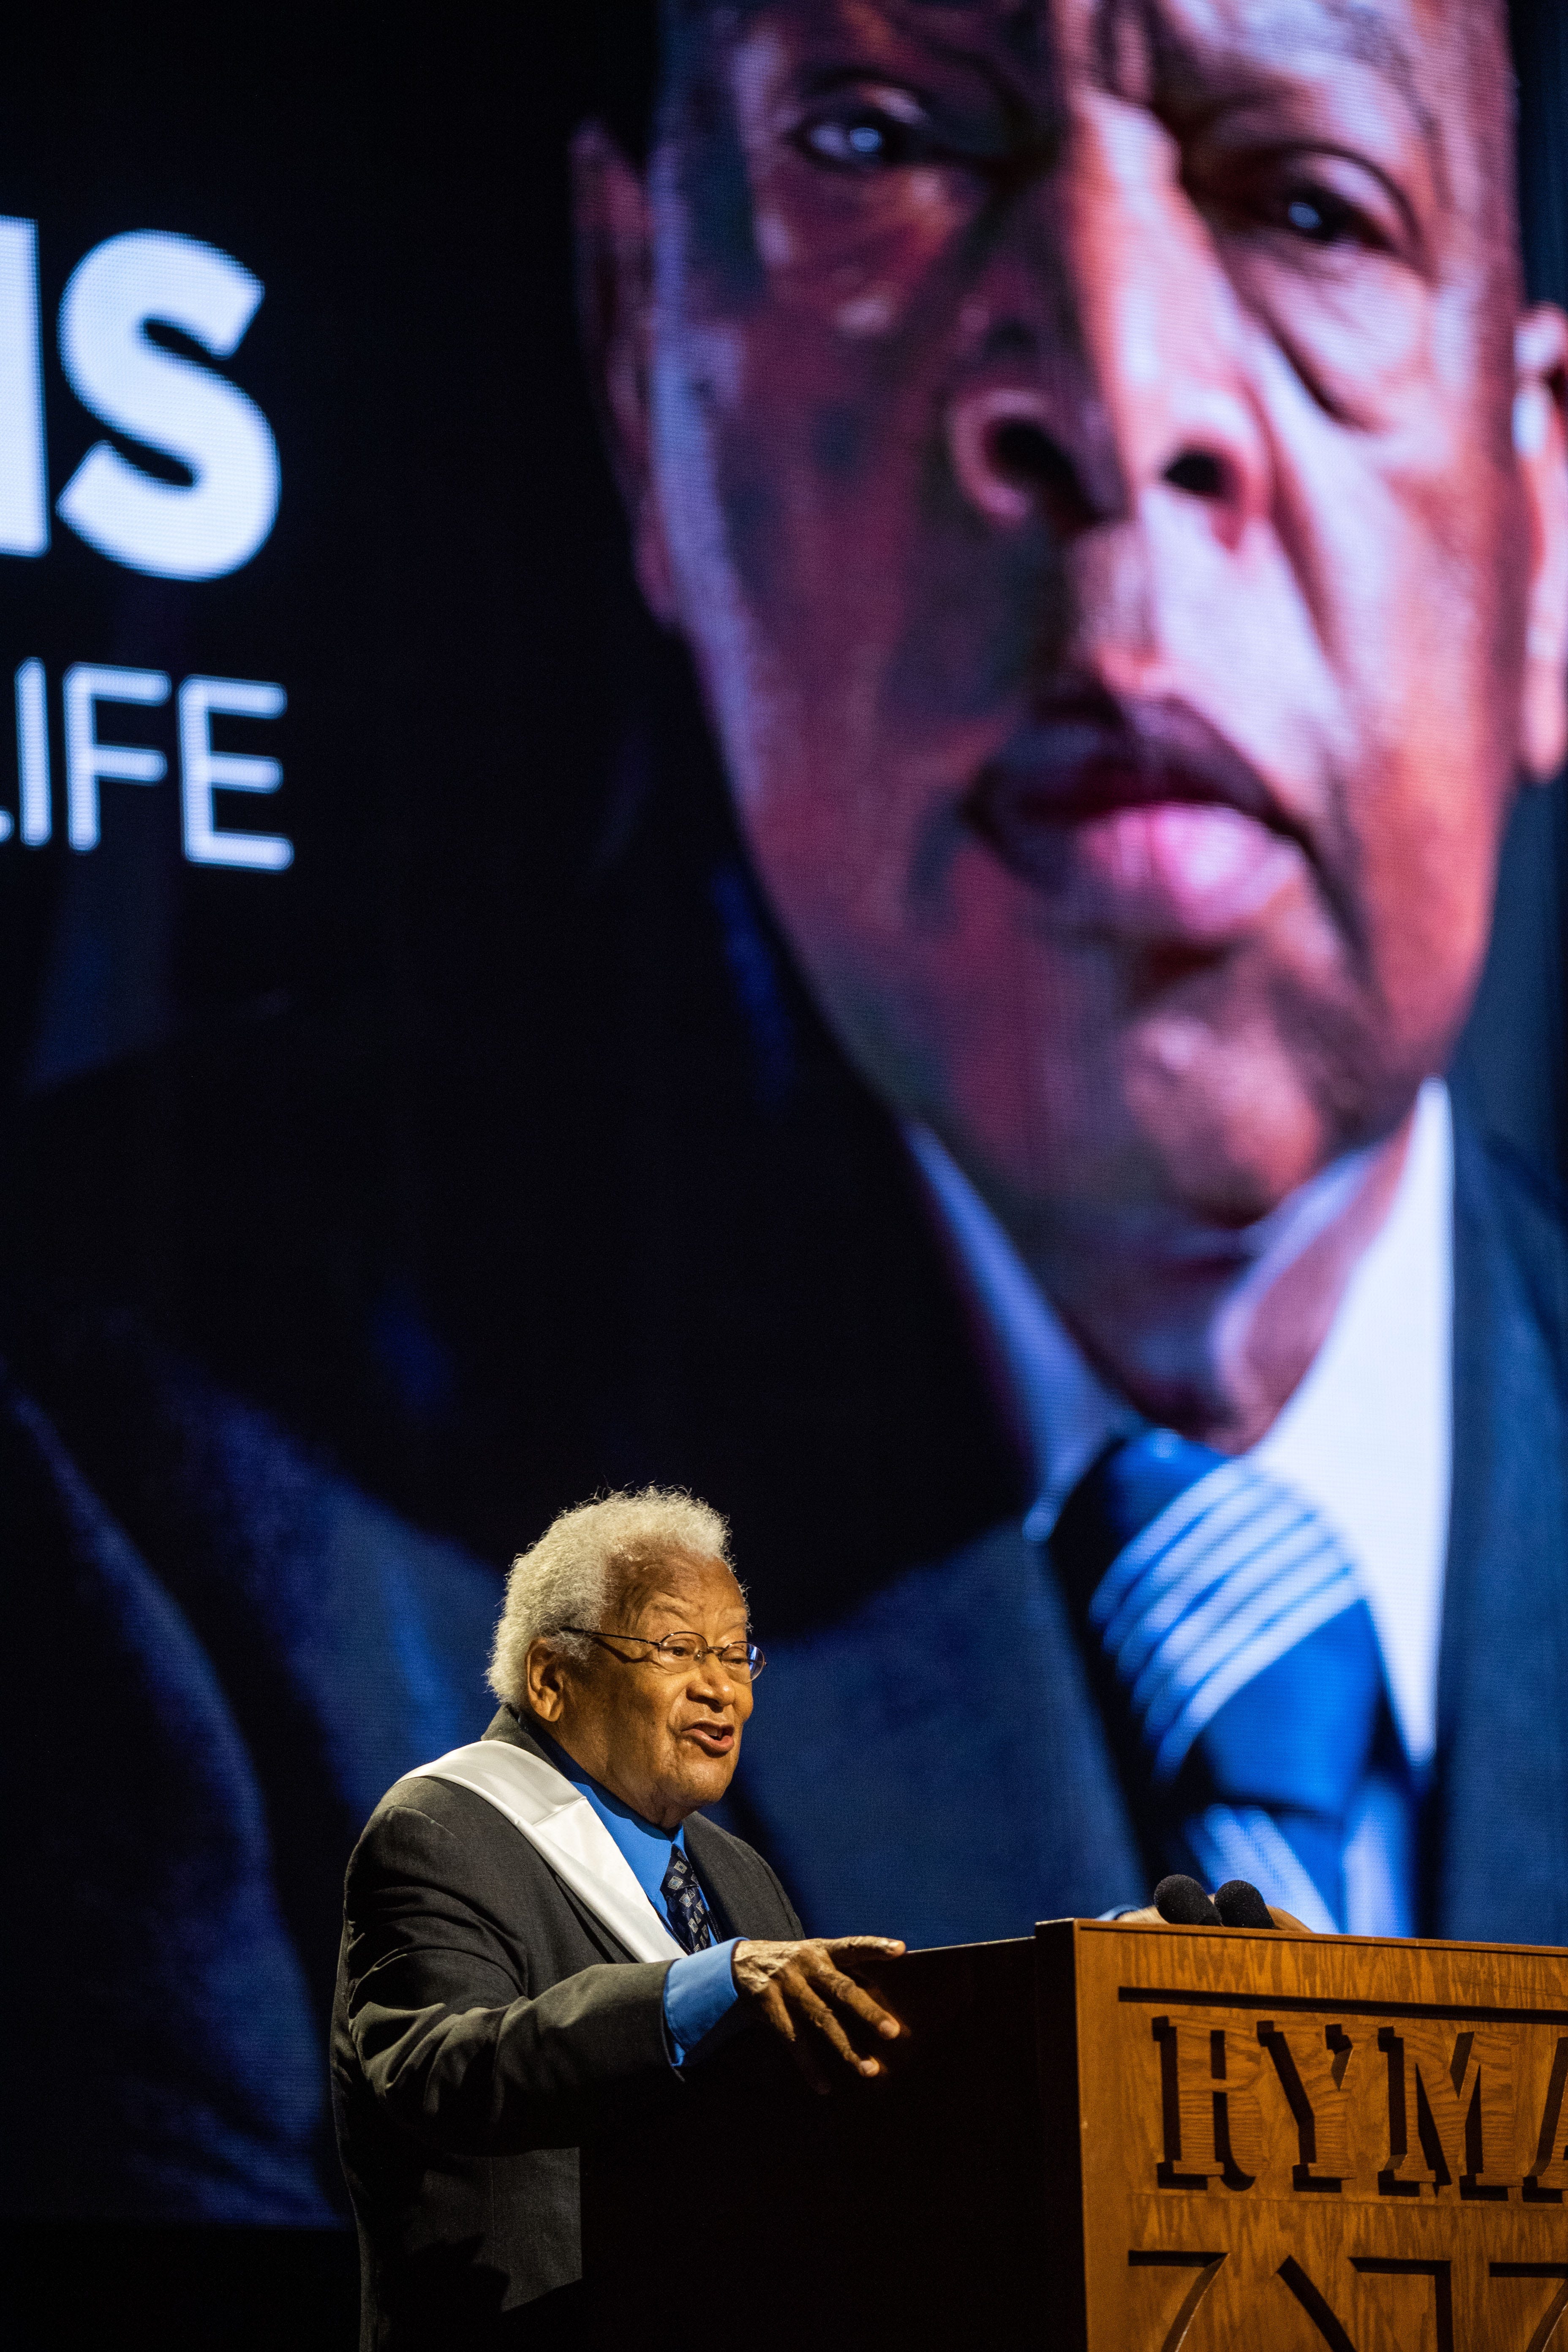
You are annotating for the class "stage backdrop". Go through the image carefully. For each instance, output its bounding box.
[3,0,1565,2232]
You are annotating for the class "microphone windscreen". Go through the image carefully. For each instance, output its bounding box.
[1153,1873,1222,1925]
[1213,1879,1277,1929]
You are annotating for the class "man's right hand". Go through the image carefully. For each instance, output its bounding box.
[732,1935,906,2095]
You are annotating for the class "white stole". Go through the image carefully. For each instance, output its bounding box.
[405,1737,685,1965]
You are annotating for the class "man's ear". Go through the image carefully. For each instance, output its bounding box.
[523,1638,569,1725]
[1516,303,1568,781]
[572,119,680,625]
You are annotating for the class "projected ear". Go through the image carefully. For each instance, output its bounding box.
[1516,303,1568,782]
[571,120,678,623]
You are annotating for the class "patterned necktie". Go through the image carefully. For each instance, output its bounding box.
[1052,1428,1403,1932]
[661,1844,716,1954]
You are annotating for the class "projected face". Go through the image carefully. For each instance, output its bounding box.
[585,0,1568,1249]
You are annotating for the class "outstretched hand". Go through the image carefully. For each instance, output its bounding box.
[732,1935,906,2095]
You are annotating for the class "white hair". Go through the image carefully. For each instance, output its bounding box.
[487,1485,736,1709]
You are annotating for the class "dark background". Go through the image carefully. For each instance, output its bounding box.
[4,4,1564,2344]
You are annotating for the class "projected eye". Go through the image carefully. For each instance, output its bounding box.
[1198,147,1411,264]
[1273,184,1376,248]
[797,91,939,172]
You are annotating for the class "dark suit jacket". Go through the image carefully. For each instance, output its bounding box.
[331,1709,801,2349]
[5,1113,1564,2230]
[735,1122,1568,1954]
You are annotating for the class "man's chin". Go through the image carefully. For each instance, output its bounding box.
[921,975,1407,1225]
[672,1739,740,1810]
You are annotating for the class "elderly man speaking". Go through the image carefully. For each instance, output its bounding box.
[331,1487,904,2348]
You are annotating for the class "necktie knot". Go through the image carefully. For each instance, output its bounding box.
[1052,1428,1399,1931]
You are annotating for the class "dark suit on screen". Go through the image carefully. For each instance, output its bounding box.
[735,1121,1568,1955]
[331,1707,801,2349]
[5,1113,1566,2234]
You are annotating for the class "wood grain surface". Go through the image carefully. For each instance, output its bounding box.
[1054,1920,1568,2352]
[579,1925,1567,2347]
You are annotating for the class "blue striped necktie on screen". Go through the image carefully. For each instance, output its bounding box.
[1051,1429,1400,1932]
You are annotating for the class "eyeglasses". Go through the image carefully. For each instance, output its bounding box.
[559,1628,767,1679]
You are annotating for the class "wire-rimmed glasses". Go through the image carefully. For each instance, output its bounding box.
[558,1628,767,1679]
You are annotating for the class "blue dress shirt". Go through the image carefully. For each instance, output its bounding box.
[534,1730,740,2062]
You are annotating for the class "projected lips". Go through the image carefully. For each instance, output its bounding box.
[965,691,1310,944]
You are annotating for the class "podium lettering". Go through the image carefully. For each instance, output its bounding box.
[1276,2256,1357,2352]
[1127,2249,1227,2352]
[1258,2021,1352,2191]
[1208,2028,1257,2191]
[1488,2264,1568,2352]
[1105,1941,1568,2350]
[1352,2257,1455,2352]
[1150,2017,1262,2190]
[1152,2016,1209,2188]
[1523,2039,1568,2204]
[1377,2026,1514,2200]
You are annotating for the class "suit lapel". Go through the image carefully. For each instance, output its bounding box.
[740,1516,1146,1944]
[546,1873,645,1965]
[1434,1127,1568,1943]
[619,1127,1568,1951]
[471,1714,783,1954]
[444,1710,690,1963]
[471,1714,780,1953]
[683,1814,760,1941]
[411,1734,683,1962]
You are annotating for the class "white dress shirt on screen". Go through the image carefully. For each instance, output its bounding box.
[906,1080,1453,1927]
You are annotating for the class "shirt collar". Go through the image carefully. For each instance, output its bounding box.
[904,1121,1136,1540]
[531,1723,686,1916]
[905,1081,1452,1767]
[1251,1082,1451,1767]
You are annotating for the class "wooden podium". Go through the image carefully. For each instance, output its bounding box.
[580,1921,1568,2349]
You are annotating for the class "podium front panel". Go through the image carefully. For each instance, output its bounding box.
[1050,1919,1568,2352]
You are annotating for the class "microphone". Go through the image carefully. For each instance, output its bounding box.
[1213,1878,1277,1929]
[1152,1873,1222,1925]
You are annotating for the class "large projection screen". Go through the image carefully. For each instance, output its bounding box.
[3,0,1565,2251]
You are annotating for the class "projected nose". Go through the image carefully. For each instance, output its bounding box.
[1163,448,1232,503]
[949,387,1100,536]
[988,417,1095,532]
